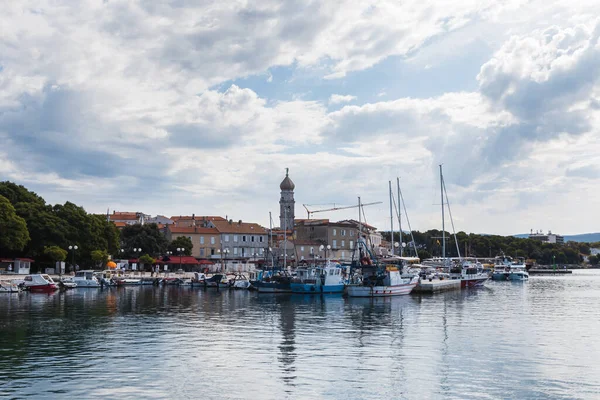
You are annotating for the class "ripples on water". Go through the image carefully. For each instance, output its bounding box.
[2,271,600,399]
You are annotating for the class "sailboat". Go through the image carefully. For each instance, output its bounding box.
[438,165,489,288]
[346,197,419,297]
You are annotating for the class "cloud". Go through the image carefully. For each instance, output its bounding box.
[329,94,357,105]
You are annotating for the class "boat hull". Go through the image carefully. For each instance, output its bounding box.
[255,282,292,293]
[346,282,417,297]
[460,277,489,288]
[290,283,344,294]
[27,284,58,293]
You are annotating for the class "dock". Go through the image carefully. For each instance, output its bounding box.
[528,269,572,275]
[413,278,461,293]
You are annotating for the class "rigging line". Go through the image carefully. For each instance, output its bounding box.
[398,182,419,258]
[442,177,462,261]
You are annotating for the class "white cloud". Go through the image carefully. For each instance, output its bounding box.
[329,94,357,105]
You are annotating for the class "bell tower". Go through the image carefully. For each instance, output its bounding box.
[279,168,295,232]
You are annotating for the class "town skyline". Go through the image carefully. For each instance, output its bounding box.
[2,2,599,236]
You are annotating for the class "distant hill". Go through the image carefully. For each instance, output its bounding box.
[513,233,600,243]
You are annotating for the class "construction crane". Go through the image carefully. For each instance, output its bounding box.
[302,202,383,219]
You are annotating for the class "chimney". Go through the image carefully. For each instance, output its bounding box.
[238,220,242,225]
[229,219,232,224]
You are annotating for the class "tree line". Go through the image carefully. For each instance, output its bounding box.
[381,230,595,265]
[0,181,194,271]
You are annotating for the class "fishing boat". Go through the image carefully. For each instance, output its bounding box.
[346,233,419,298]
[255,271,293,293]
[492,255,529,281]
[113,276,141,286]
[191,272,207,287]
[230,274,251,290]
[291,261,346,294]
[19,274,59,292]
[72,270,101,287]
[204,274,229,288]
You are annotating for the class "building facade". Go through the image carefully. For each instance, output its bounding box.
[209,219,269,261]
[166,226,221,258]
[529,230,565,244]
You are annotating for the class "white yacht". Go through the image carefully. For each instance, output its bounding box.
[492,255,529,282]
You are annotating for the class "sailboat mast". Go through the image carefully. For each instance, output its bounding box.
[397,177,403,257]
[389,181,394,256]
[440,165,445,259]
[269,212,273,270]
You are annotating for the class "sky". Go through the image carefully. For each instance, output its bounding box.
[1,0,600,236]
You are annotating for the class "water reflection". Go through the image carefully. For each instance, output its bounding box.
[2,273,600,399]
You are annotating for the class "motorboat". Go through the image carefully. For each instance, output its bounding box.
[492,255,529,281]
[19,274,59,293]
[191,272,207,287]
[449,261,490,288]
[113,277,142,286]
[291,261,346,294]
[204,274,229,288]
[59,277,77,289]
[73,270,101,287]
[0,280,21,293]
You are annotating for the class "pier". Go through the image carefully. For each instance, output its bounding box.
[413,278,461,293]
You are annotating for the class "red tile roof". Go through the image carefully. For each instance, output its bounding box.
[170,215,226,221]
[211,220,267,234]
[168,226,220,234]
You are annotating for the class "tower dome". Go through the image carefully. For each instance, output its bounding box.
[280,168,295,191]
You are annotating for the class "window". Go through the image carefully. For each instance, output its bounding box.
[300,246,304,252]
[350,241,354,249]
[242,235,246,242]
[200,249,205,256]
[234,235,238,242]
[259,248,264,254]
[341,240,345,248]
[200,237,205,245]
[341,229,346,236]
[259,236,263,242]
[342,251,345,258]
[210,236,215,245]
[234,247,238,255]
[251,236,255,242]
[310,246,314,254]
[350,230,354,236]
[224,234,230,242]
[333,240,337,248]
[333,229,337,236]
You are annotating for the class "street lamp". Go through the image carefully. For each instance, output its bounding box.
[133,248,142,274]
[222,248,229,272]
[177,247,184,272]
[68,245,78,274]
[394,242,399,256]
[319,245,324,264]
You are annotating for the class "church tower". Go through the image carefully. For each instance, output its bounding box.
[279,168,295,232]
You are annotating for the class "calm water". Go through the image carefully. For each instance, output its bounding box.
[2,271,600,399]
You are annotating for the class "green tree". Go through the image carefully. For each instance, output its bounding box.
[120,224,168,257]
[0,195,30,253]
[138,254,156,271]
[43,246,67,263]
[168,236,193,256]
[91,250,109,269]
[589,255,599,265]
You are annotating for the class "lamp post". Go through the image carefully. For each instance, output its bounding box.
[177,247,184,272]
[133,248,142,274]
[166,251,172,275]
[223,248,229,273]
[68,245,78,274]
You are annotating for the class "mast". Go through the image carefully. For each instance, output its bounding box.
[397,177,403,257]
[440,165,445,259]
[389,181,394,256]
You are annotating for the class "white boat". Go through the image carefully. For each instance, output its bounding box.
[73,270,101,287]
[449,261,490,288]
[492,255,529,281]
[346,236,419,298]
[59,277,77,289]
[0,280,21,293]
[19,274,59,292]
